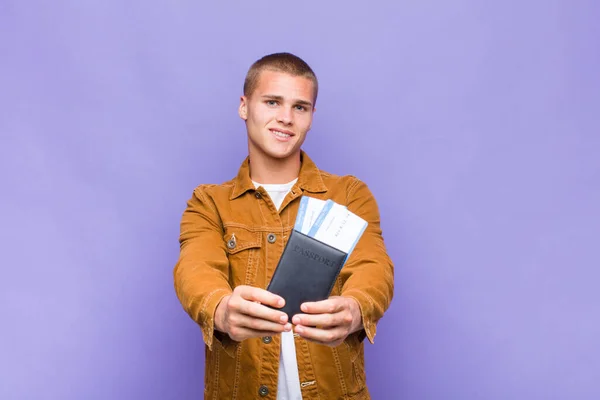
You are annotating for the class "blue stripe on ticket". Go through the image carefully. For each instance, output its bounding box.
[294,196,309,231]
[307,200,334,237]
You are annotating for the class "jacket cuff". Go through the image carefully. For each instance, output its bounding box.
[341,289,378,344]
[198,288,232,350]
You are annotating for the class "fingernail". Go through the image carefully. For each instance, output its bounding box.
[284,323,292,331]
[278,298,285,307]
[292,316,300,325]
[301,304,307,312]
[280,315,287,323]
[295,326,303,334]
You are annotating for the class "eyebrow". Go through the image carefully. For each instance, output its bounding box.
[261,94,313,108]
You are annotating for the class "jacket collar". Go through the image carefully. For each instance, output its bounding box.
[230,150,328,200]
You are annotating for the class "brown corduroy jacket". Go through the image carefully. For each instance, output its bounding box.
[174,151,394,399]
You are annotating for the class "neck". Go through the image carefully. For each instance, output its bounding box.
[249,149,301,184]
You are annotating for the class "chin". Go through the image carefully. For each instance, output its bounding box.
[262,146,299,160]
[249,136,301,161]
[265,151,295,160]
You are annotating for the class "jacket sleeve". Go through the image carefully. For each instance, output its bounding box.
[339,178,395,344]
[173,186,233,350]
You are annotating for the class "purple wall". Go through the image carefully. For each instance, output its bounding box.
[1,1,599,399]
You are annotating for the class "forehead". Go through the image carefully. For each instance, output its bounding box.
[253,70,315,102]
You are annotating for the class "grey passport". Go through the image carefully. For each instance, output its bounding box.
[266,229,347,320]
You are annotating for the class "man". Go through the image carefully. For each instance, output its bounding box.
[174,52,394,399]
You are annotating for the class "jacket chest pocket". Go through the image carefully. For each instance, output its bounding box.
[224,227,262,288]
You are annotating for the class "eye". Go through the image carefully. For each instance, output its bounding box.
[266,100,278,106]
[295,105,306,111]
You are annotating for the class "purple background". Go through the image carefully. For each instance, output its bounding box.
[1,1,599,399]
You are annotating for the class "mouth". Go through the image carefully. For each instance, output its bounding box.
[269,129,294,141]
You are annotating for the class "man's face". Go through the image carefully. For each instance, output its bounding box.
[239,70,316,161]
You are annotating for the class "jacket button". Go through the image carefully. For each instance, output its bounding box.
[255,192,261,199]
[267,233,276,243]
[258,385,269,396]
[227,239,236,249]
[262,336,272,344]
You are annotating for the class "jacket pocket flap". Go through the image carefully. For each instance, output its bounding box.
[223,228,262,254]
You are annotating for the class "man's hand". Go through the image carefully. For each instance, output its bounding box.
[292,296,363,347]
[214,285,292,342]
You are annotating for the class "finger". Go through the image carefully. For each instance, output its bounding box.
[234,313,292,333]
[300,297,345,314]
[293,324,347,346]
[237,300,289,324]
[229,325,292,342]
[291,311,351,328]
[237,286,285,308]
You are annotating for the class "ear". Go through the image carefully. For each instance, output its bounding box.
[238,96,248,120]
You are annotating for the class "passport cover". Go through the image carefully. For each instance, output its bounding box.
[266,229,347,320]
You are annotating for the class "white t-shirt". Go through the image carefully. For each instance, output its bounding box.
[252,178,303,400]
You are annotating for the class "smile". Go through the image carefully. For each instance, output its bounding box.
[270,129,294,140]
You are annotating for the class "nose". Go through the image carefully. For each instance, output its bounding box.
[276,106,293,126]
